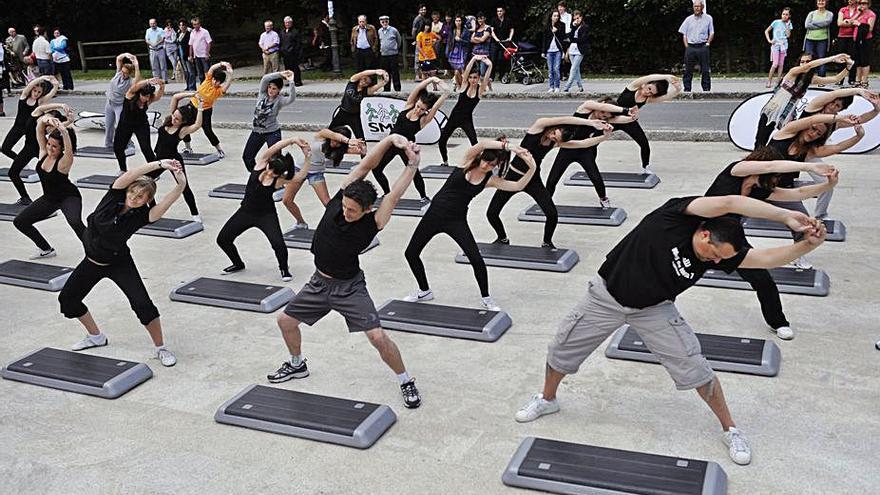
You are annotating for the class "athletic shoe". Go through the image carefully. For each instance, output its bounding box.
[221,264,245,275]
[280,268,293,282]
[267,359,309,383]
[182,147,193,154]
[515,393,560,423]
[441,161,449,167]
[156,348,177,367]
[772,325,795,340]
[493,237,510,245]
[547,88,555,93]
[599,197,613,209]
[404,289,434,303]
[29,248,56,260]
[793,256,813,270]
[192,215,203,224]
[71,334,108,351]
[216,148,226,159]
[542,241,557,249]
[722,427,752,465]
[419,197,431,205]
[643,165,655,175]
[400,378,422,409]
[292,222,309,230]
[13,197,32,206]
[875,340,880,351]
[481,296,501,312]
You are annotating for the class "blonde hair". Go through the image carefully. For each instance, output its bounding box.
[128,176,158,200]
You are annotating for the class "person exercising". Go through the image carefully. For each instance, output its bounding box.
[437,55,493,166]
[242,70,297,171]
[614,74,682,173]
[114,77,164,172]
[328,68,388,153]
[268,134,423,409]
[182,61,233,157]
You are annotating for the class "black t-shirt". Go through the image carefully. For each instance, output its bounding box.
[490,16,513,39]
[617,87,647,109]
[505,131,553,180]
[241,169,281,215]
[311,190,380,279]
[597,196,749,309]
[705,162,773,201]
[426,167,491,217]
[120,95,149,126]
[339,81,367,114]
[83,187,152,264]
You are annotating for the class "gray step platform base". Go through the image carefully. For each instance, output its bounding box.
[75,145,134,159]
[0,203,56,222]
[136,218,204,238]
[373,197,429,217]
[0,259,74,291]
[696,267,830,297]
[742,217,846,242]
[377,299,512,342]
[215,384,396,449]
[0,167,39,183]
[324,160,357,175]
[455,243,579,273]
[419,165,456,179]
[502,437,727,495]
[170,277,295,313]
[1,347,153,399]
[181,152,221,166]
[565,170,661,189]
[208,183,284,201]
[283,228,379,253]
[518,204,627,226]
[606,325,781,376]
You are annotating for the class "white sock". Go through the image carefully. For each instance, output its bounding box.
[155,344,166,351]
[89,333,106,343]
[290,354,303,366]
[397,371,411,385]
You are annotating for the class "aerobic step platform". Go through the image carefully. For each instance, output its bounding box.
[181,152,221,166]
[136,218,203,239]
[215,384,396,448]
[372,197,429,217]
[455,243,579,273]
[170,277,294,313]
[323,160,358,175]
[208,183,284,201]
[605,325,781,376]
[0,259,73,291]
[419,165,456,179]
[0,167,39,183]
[518,204,626,226]
[742,217,846,242]
[0,203,55,222]
[75,174,127,190]
[697,267,830,297]
[1,347,153,399]
[377,299,512,342]
[502,437,727,495]
[75,145,133,159]
[565,170,661,189]
[283,228,379,253]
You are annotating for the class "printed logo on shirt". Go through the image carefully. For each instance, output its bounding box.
[670,246,695,280]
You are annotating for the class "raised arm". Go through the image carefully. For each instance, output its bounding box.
[626,74,671,91]
[812,124,865,158]
[35,116,52,155]
[739,222,826,269]
[180,96,204,139]
[374,142,421,229]
[255,136,307,170]
[148,164,188,223]
[648,76,682,103]
[407,77,437,106]
[31,102,67,118]
[281,138,313,184]
[219,62,234,91]
[557,126,613,149]
[349,69,379,83]
[730,159,825,176]
[487,145,536,192]
[855,92,880,124]
[368,70,388,95]
[685,195,814,234]
[768,169,839,202]
[150,79,166,103]
[125,77,156,99]
[773,112,840,138]
[341,134,408,188]
[462,54,479,82]
[39,76,59,103]
[55,121,75,173]
[527,115,596,133]
[423,81,451,124]
[804,88,862,112]
[459,139,500,167]
[279,71,297,106]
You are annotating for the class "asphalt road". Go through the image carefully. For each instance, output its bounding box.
[28,95,741,131]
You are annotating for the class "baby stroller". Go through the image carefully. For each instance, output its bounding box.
[498,40,545,85]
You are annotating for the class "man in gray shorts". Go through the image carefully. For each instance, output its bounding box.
[268,134,424,409]
[515,194,828,465]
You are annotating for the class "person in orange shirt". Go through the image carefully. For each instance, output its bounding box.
[182,61,233,157]
[415,23,442,84]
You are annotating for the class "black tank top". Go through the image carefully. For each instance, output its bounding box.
[339,81,367,114]
[154,126,182,159]
[705,162,773,201]
[767,137,805,188]
[617,87,647,108]
[120,95,149,126]
[15,99,38,128]
[505,131,553,180]
[426,167,491,217]
[36,155,80,200]
[240,169,279,214]
[451,84,480,116]
[571,110,604,140]
[391,107,422,141]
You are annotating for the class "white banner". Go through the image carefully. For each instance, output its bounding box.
[727,89,879,154]
[353,96,447,144]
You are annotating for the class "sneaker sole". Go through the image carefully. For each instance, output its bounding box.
[71,340,109,352]
[267,371,310,383]
[515,407,560,423]
[403,399,422,409]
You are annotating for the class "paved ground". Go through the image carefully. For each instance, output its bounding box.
[0,122,878,494]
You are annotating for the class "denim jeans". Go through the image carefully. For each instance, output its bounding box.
[546,51,561,89]
[804,39,828,77]
[194,57,210,84]
[564,53,584,91]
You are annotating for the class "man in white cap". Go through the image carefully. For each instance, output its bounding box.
[378,15,402,91]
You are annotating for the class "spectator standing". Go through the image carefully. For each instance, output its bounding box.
[350,15,378,72]
[471,13,494,81]
[804,0,834,77]
[145,19,167,81]
[431,12,445,68]
[6,28,29,64]
[852,0,875,87]
[280,16,303,86]
[50,28,73,90]
[177,20,196,90]
[838,0,860,85]
[557,2,572,79]
[416,23,442,81]
[188,17,212,84]
[411,5,429,80]
[259,20,281,75]
[765,8,793,88]
[542,11,566,93]
[32,25,53,76]
[563,10,589,93]
[490,6,515,81]
[163,20,179,81]
[440,14,453,69]
[678,0,714,92]
[378,15,402,91]
[447,14,471,90]
[313,14,332,70]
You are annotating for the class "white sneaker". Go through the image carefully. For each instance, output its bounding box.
[192,215,203,224]
[481,296,501,312]
[29,248,56,260]
[772,325,795,340]
[182,147,193,154]
[292,222,309,230]
[643,165,655,175]
[793,256,813,270]
[599,197,613,209]
[547,88,555,93]
[403,289,434,303]
[722,427,752,465]
[515,393,560,423]
[216,147,226,159]
[157,348,177,367]
[72,334,108,351]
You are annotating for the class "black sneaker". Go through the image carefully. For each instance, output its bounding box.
[14,197,32,206]
[221,264,245,275]
[280,268,293,282]
[400,378,421,409]
[492,237,510,245]
[542,241,557,249]
[267,359,309,383]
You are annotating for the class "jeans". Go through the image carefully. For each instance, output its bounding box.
[546,51,562,89]
[181,50,197,90]
[36,59,54,75]
[149,48,167,80]
[683,45,711,91]
[194,57,210,84]
[165,44,179,79]
[804,39,828,77]
[564,53,584,91]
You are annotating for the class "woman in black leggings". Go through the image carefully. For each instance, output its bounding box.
[2,75,57,204]
[372,77,450,202]
[217,137,312,281]
[545,97,640,207]
[486,116,612,248]
[114,77,164,172]
[59,159,187,367]
[14,117,84,258]
[328,68,388,152]
[614,74,681,172]
[438,55,493,165]
[404,140,535,311]
[149,91,204,222]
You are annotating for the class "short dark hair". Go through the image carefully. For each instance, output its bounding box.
[343,179,378,210]
[557,1,568,7]
[267,77,284,90]
[191,16,200,23]
[837,95,855,110]
[701,217,748,252]
[136,84,156,97]
[744,146,784,161]
[268,153,295,178]
[417,90,439,107]
[324,126,352,166]
[651,79,670,96]
[213,68,227,83]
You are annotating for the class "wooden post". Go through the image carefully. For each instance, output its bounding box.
[77,41,88,72]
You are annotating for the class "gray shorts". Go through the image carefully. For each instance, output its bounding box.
[283,270,381,333]
[547,276,715,391]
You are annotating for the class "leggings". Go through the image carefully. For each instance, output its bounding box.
[613,121,650,168]
[242,129,282,172]
[114,121,155,172]
[147,153,199,215]
[182,107,220,147]
[545,147,606,200]
[59,255,160,326]
[328,108,366,142]
[405,214,489,297]
[1,123,25,160]
[7,142,37,200]
[372,146,428,198]
[754,113,776,150]
[438,113,478,163]
[737,268,789,330]
[103,101,124,149]
[14,194,85,250]
[216,208,288,270]
[487,176,558,245]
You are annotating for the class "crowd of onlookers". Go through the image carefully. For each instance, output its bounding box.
[2,25,74,93]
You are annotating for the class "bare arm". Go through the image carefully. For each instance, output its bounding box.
[739,224,826,269]
[150,79,166,103]
[125,78,155,99]
[374,143,421,229]
[487,146,536,191]
[180,97,204,139]
[811,124,864,158]
[813,65,852,85]
[422,81,451,124]
[113,160,165,189]
[148,165,188,223]
[255,136,307,171]
[647,76,682,103]
[804,88,862,112]
[31,102,66,118]
[57,123,75,173]
[527,116,597,133]
[368,70,389,95]
[407,77,437,106]
[730,159,822,176]
[479,57,493,96]
[462,55,479,80]
[35,117,51,155]
[768,169,838,201]
[557,131,611,150]
[773,113,838,138]
[684,195,813,233]
[39,76,59,103]
[626,74,670,91]
[219,62,234,92]
[342,135,408,188]
[765,25,774,43]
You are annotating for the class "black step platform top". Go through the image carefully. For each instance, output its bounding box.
[324,160,357,174]
[474,242,568,262]
[4,348,141,388]
[526,204,615,218]
[0,260,73,283]
[0,203,27,218]
[212,183,247,194]
[144,218,194,230]
[742,216,838,234]
[578,171,653,182]
[75,145,133,157]
[617,327,765,366]
[76,174,119,187]
[0,167,38,181]
[706,267,817,288]
[174,278,286,304]
[378,299,497,333]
